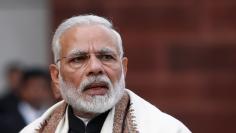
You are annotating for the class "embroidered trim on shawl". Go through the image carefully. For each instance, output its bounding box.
[36,101,67,133]
[125,103,138,133]
[35,90,139,133]
[113,91,139,133]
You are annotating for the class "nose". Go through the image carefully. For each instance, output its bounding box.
[86,54,104,76]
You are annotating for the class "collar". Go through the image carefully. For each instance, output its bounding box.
[68,106,110,133]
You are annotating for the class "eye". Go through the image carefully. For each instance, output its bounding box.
[69,55,87,63]
[98,54,115,61]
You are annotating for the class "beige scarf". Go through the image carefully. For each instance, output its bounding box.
[36,91,138,133]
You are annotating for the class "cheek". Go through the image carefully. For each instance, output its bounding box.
[60,67,84,87]
[104,63,123,84]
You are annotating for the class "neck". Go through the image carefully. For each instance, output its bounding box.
[73,108,99,119]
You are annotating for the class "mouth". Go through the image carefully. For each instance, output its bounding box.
[83,82,109,96]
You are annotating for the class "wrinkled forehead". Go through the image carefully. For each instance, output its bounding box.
[59,25,120,57]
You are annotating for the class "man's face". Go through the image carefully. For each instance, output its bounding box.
[50,25,128,113]
[21,77,53,109]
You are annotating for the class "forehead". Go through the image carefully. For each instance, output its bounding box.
[59,25,119,56]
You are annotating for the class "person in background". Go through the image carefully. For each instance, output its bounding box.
[0,62,24,113]
[0,67,55,133]
[18,68,55,123]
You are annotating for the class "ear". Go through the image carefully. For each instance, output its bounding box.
[49,64,60,91]
[51,82,62,101]
[122,57,128,77]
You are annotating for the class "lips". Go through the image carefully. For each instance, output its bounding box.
[83,82,109,96]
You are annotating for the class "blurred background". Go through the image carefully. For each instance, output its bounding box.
[0,0,235,132]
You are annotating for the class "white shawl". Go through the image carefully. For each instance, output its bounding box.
[20,89,191,133]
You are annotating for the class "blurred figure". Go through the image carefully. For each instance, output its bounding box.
[4,62,23,94]
[19,68,54,122]
[0,62,24,113]
[0,67,54,133]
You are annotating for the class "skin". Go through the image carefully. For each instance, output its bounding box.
[50,24,128,118]
[8,70,22,92]
[21,77,52,110]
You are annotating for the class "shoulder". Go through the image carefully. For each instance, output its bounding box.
[126,89,191,133]
[20,101,65,133]
[0,93,19,112]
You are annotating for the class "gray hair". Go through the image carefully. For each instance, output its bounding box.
[52,14,124,63]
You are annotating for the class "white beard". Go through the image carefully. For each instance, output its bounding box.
[58,72,125,114]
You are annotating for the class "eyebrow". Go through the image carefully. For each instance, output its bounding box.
[98,48,117,55]
[66,48,118,57]
[67,49,87,57]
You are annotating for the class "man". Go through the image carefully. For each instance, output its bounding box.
[18,68,55,123]
[21,14,191,133]
[0,68,54,133]
[0,62,24,112]
[0,62,24,133]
